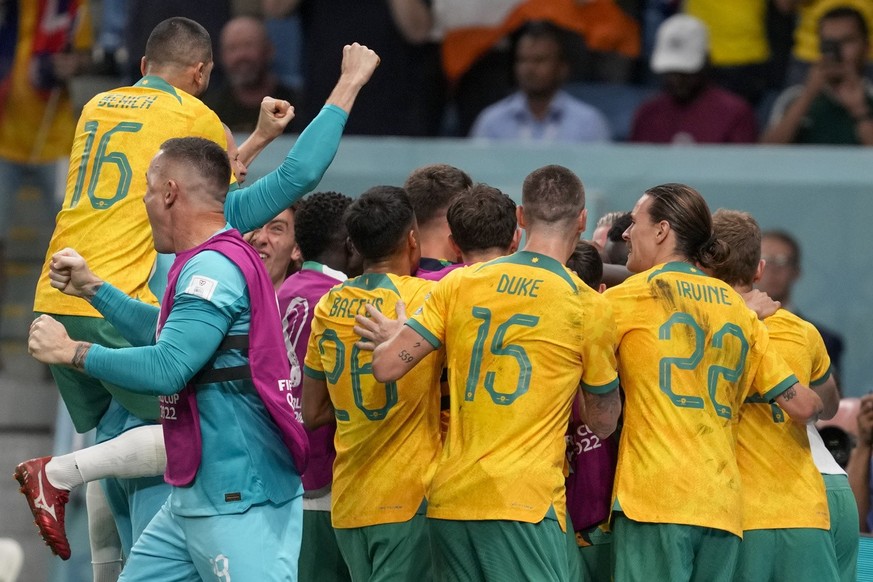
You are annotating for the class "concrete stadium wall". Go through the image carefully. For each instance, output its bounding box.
[245,138,873,397]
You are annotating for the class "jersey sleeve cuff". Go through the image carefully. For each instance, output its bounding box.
[810,365,832,387]
[582,376,620,395]
[405,319,441,349]
[763,374,800,402]
[321,104,350,123]
[303,365,326,380]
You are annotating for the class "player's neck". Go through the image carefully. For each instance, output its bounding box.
[362,252,414,277]
[172,212,228,253]
[521,231,578,264]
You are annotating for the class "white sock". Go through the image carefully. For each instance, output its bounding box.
[75,424,167,482]
[44,453,84,491]
[87,482,123,582]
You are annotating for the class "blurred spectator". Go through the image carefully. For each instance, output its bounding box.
[630,14,758,143]
[684,0,770,105]
[847,394,873,531]
[94,0,129,76]
[470,21,611,142]
[204,16,300,133]
[762,6,873,145]
[0,538,23,582]
[756,230,845,375]
[438,0,640,135]
[266,0,443,136]
[777,0,873,85]
[124,0,231,84]
[0,0,90,371]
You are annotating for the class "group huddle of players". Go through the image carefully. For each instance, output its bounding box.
[10,15,859,582]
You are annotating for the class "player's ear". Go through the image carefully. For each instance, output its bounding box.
[753,258,765,283]
[140,56,148,77]
[165,180,180,207]
[577,208,588,234]
[448,235,462,262]
[516,205,527,229]
[509,227,521,253]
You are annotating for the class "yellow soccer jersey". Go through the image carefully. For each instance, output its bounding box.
[408,252,619,529]
[737,308,832,531]
[33,77,226,317]
[604,262,798,537]
[303,272,443,529]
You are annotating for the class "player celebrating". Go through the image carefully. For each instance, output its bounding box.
[359,165,621,581]
[710,209,843,582]
[605,183,823,581]
[301,187,443,580]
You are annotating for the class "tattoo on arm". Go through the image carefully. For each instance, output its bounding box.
[398,349,414,363]
[781,386,796,401]
[413,341,421,348]
[71,342,92,369]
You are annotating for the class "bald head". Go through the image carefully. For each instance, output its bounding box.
[220,16,273,88]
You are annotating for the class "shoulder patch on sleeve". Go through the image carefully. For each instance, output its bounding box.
[184,275,219,301]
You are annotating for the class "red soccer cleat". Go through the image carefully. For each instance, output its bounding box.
[13,456,71,560]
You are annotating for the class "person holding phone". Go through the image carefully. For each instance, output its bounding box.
[762,6,873,145]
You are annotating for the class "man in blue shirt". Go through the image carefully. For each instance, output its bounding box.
[470,21,611,142]
[28,136,312,580]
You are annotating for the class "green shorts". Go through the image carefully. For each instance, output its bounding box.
[823,473,860,582]
[736,527,838,581]
[577,522,613,582]
[334,513,430,582]
[40,313,159,432]
[430,516,569,582]
[299,509,350,582]
[613,513,739,582]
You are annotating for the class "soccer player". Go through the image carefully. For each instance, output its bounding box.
[605,183,824,581]
[404,164,473,275]
[28,137,306,580]
[710,209,845,582]
[278,191,357,582]
[417,182,519,282]
[360,165,622,581]
[16,29,380,561]
[302,187,443,580]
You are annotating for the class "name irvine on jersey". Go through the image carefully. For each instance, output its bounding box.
[329,296,384,318]
[97,94,158,110]
[675,279,733,305]
[496,274,544,298]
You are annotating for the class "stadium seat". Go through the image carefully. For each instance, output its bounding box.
[564,82,658,142]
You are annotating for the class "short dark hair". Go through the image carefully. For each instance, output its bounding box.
[516,20,569,63]
[567,241,603,288]
[344,186,415,261]
[294,191,352,261]
[145,17,213,67]
[644,183,729,270]
[403,164,472,226]
[159,137,230,198]
[446,183,517,254]
[819,6,869,40]
[710,209,762,287]
[521,165,585,225]
[761,229,801,268]
[606,212,632,243]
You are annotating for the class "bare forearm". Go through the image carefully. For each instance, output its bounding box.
[847,442,872,532]
[583,389,621,439]
[761,91,817,144]
[325,77,368,114]
[812,376,840,420]
[237,132,272,167]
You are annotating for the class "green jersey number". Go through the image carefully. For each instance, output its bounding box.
[70,121,143,210]
[465,306,540,406]
[658,312,748,419]
[319,330,397,421]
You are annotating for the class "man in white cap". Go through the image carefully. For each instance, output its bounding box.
[629,14,758,144]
